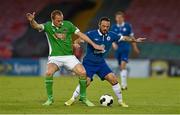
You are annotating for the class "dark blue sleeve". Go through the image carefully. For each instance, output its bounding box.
[127,23,134,36]
[111,32,121,43]
[85,31,93,39]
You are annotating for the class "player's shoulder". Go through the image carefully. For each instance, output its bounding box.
[86,29,97,35]
[43,21,52,30]
[109,31,119,36]
[111,24,117,28]
[124,22,132,27]
[44,21,51,26]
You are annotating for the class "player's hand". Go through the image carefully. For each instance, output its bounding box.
[136,38,146,42]
[73,43,81,48]
[93,44,104,51]
[26,12,35,21]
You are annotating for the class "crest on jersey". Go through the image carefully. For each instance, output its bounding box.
[107,36,111,41]
[62,28,68,33]
[123,27,127,31]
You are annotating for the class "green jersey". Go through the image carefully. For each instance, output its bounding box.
[43,20,79,56]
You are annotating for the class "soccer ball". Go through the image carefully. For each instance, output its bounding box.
[99,94,114,106]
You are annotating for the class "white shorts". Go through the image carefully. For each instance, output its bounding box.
[47,55,80,70]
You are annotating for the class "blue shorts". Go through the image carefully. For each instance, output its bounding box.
[82,60,112,81]
[115,49,129,65]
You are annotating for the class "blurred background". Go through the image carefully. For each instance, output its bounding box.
[0,0,180,77]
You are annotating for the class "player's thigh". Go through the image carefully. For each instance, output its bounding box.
[46,56,63,76]
[115,52,122,66]
[72,63,86,77]
[97,62,112,81]
[104,73,118,85]
[63,55,81,70]
[82,61,97,81]
[46,63,59,77]
[62,55,85,76]
[120,52,129,69]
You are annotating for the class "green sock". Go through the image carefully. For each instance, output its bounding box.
[79,79,87,100]
[45,77,53,100]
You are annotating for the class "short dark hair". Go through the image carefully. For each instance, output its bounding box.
[115,11,124,16]
[99,17,110,24]
[51,10,63,20]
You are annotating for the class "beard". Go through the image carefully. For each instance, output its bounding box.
[100,29,108,35]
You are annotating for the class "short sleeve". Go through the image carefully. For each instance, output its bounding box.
[43,22,49,32]
[68,21,80,34]
[129,24,134,37]
[111,32,122,43]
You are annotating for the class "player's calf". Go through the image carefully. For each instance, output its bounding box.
[105,73,128,107]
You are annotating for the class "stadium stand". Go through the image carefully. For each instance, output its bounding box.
[0,0,179,59]
[125,0,180,59]
[126,0,180,43]
[0,0,86,58]
[2,0,91,58]
[0,0,51,58]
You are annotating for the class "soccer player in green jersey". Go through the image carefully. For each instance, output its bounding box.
[26,10,104,106]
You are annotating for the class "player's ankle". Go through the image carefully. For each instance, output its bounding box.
[71,97,76,100]
[47,97,53,101]
[118,99,123,103]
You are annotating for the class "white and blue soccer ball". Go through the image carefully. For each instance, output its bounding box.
[99,94,114,106]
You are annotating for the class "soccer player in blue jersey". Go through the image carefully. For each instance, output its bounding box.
[111,11,140,90]
[65,17,145,107]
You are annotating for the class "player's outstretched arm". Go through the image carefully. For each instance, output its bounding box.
[129,36,140,55]
[26,12,43,31]
[131,42,140,55]
[120,36,146,43]
[76,32,104,51]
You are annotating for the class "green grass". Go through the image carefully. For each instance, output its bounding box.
[0,76,180,114]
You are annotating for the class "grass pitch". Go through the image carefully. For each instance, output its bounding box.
[0,76,180,114]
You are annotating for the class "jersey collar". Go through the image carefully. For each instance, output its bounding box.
[117,22,125,27]
[51,22,64,29]
[97,29,108,36]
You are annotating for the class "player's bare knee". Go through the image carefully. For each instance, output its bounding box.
[112,78,118,85]
[74,65,86,77]
[45,70,54,77]
[81,69,86,76]
[120,63,127,70]
[78,68,86,77]
[120,66,125,70]
[109,76,118,85]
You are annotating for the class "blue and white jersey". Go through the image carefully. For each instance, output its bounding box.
[111,22,134,51]
[83,29,122,64]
